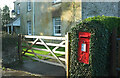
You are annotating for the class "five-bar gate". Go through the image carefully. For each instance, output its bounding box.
[18,33,70,76]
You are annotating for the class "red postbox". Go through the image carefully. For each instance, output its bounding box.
[78,32,91,64]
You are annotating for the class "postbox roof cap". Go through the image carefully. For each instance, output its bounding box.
[79,32,91,38]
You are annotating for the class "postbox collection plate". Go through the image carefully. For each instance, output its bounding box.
[81,43,86,52]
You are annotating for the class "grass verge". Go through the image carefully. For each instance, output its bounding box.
[22,44,65,61]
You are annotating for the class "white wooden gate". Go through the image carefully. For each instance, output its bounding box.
[18,33,70,70]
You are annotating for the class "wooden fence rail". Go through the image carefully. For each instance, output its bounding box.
[24,35,66,40]
[18,34,22,61]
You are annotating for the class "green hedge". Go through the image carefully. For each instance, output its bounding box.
[69,16,120,77]
[2,33,19,66]
[82,16,120,34]
[2,33,18,51]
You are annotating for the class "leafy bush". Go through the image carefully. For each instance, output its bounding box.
[2,33,19,66]
[2,33,18,51]
[69,16,120,77]
[82,15,120,34]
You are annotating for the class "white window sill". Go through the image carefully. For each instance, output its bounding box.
[27,9,31,12]
[54,34,61,36]
[28,34,32,35]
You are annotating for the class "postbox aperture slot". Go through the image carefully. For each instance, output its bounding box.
[80,37,90,38]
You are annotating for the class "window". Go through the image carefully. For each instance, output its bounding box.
[52,0,61,4]
[17,3,20,14]
[27,21,32,35]
[53,18,61,36]
[27,1,31,11]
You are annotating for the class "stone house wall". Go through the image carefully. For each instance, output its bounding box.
[15,1,119,36]
[0,9,2,31]
[19,2,82,36]
[118,1,120,17]
[82,2,119,19]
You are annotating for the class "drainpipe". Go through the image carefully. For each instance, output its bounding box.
[11,24,13,34]
[33,0,35,35]
[7,26,9,34]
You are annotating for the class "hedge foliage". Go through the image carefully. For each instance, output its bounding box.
[2,33,19,66]
[69,16,120,77]
[82,16,120,34]
[2,33,18,51]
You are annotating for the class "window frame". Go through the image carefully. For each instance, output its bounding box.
[53,18,61,36]
[17,3,20,14]
[27,21,32,35]
[27,1,31,12]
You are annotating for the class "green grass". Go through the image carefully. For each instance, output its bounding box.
[22,43,65,61]
[32,44,65,51]
[22,43,65,51]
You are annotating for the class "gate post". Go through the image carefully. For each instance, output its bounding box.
[65,32,70,78]
[18,34,22,61]
[110,28,117,76]
[117,38,120,76]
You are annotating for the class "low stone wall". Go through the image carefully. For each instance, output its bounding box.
[2,33,19,67]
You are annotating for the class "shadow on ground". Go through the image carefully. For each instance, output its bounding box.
[7,60,66,77]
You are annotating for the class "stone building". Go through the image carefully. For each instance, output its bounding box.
[0,9,1,31]
[14,1,81,36]
[118,1,120,17]
[11,0,120,36]
[6,1,20,34]
[82,2,119,19]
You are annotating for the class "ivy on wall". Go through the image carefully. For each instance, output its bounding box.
[69,16,120,77]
